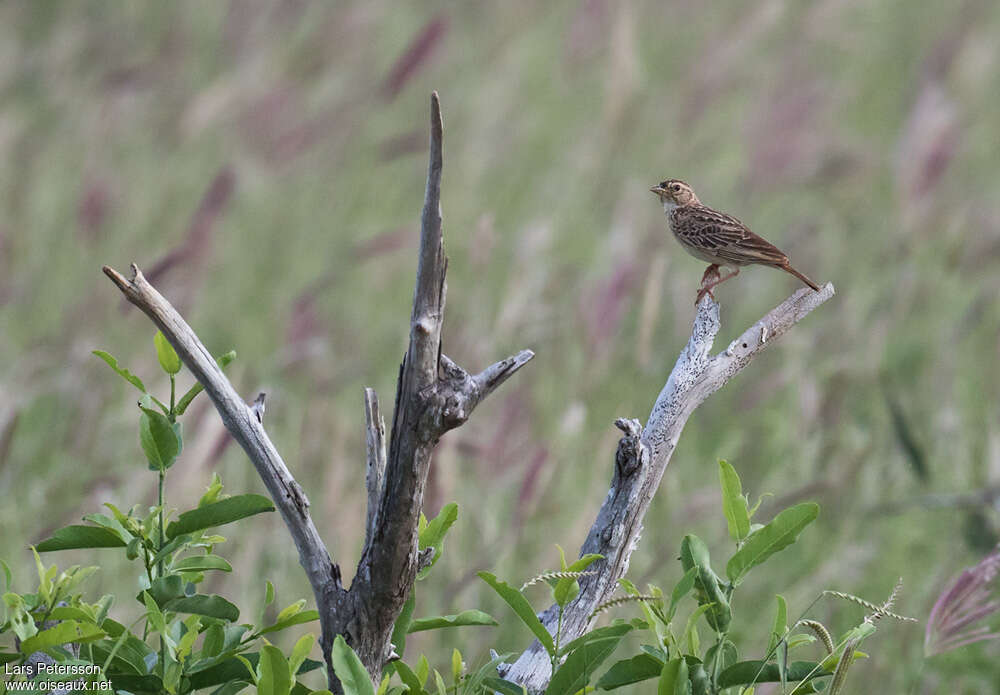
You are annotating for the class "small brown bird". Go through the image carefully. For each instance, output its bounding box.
[651,179,819,304]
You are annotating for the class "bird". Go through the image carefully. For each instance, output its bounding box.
[650,179,820,304]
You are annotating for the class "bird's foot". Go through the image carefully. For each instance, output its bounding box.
[696,264,721,305]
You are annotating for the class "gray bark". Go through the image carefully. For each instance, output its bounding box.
[501,284,835,692]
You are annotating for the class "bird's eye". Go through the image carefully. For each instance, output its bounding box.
[670,184,681,192]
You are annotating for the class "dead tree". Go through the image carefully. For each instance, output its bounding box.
[104,92,833,692]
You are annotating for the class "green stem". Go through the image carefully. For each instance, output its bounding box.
[157,374,174,691]
[158,468,166,685]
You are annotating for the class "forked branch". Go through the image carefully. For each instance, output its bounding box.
[502,284,835,691]
[104,92,533,690]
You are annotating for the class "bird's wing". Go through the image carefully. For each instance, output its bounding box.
[694,207,788,266]
[672,207,746,250]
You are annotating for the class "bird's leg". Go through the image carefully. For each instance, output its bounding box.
[695,266,740,304]
[700,264,720,285]
[695,264,721,304]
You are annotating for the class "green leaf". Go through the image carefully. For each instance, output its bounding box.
[415,654,429,687]
[719,460,751,541]
[717,660,828,688]
[36,525,127,552]
[482,677,528,695]
[546,624,631,695]
[417,503,458,579]
[177,615,203,662]
[433,671,447,695]
[203,624,225,658]
[19,621,104,654]
[553,553,602,609]
[47,605,97,623]
[140,406,181,472]
[478,572,555,657]
[163,594,240,622]
[155,332,182,375]
[679,535,730,632]
[407,610,497,633]
[668,567,699,621]
[1,559,11,592]
[188,654,322,690]
[144,574,185,606]
[4,593,37,641]
[288,634,315,679]
[704,639,738,677]
[213,682,252,695]
[657,657,688,695]
[768,595,787,654]
[685,658,711,695]
[276,599,306,623]
[331,635,375,695]
[596,653,664,690]
[172,555,233,573]
[258,644,293,695]
[395,661,426,695]
[683,604,714,655]
[93,350,147,393]
[167,494,275,539]
[726,503,820,584]
[81,512,130,541]
[558,623,633,658]
[265,580,276,606]
[451,648,463,686]
[258,609,320,636]
[465,653,514,695]
[175,350,237,415]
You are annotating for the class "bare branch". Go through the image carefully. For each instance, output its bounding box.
[411,90,445,389]
[323,92,533,682]
[363,387,387,550]
[472,349,536,400]
[102,263,344,614]
[504,283,835,691]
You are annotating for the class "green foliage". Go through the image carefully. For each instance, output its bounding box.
[478,572,556,658]
[718,460,750,542]
[154,332,182,376]
[139,405,182,472]
[166,495,276,539]
[0,336,323,695]
[726,503,820,585]
[520,461,905,695]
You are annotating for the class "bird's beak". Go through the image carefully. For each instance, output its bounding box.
[650,185,667,196]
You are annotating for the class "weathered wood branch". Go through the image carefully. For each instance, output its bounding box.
[329,92,533,681]
[502,283,835,691]
[101,262,345,629]
[104,92,533,690]
[363,388,387,551]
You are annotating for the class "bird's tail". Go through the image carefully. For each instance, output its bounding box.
[781,263,820,291]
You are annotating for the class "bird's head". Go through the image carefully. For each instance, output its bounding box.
[650,179,698,209]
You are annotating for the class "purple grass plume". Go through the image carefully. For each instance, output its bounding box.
[924,545,1000,656]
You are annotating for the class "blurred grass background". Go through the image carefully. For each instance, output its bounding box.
[1,0,999,692]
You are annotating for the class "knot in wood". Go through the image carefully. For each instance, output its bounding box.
[614,418,646,477]
[440,392,470,429]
